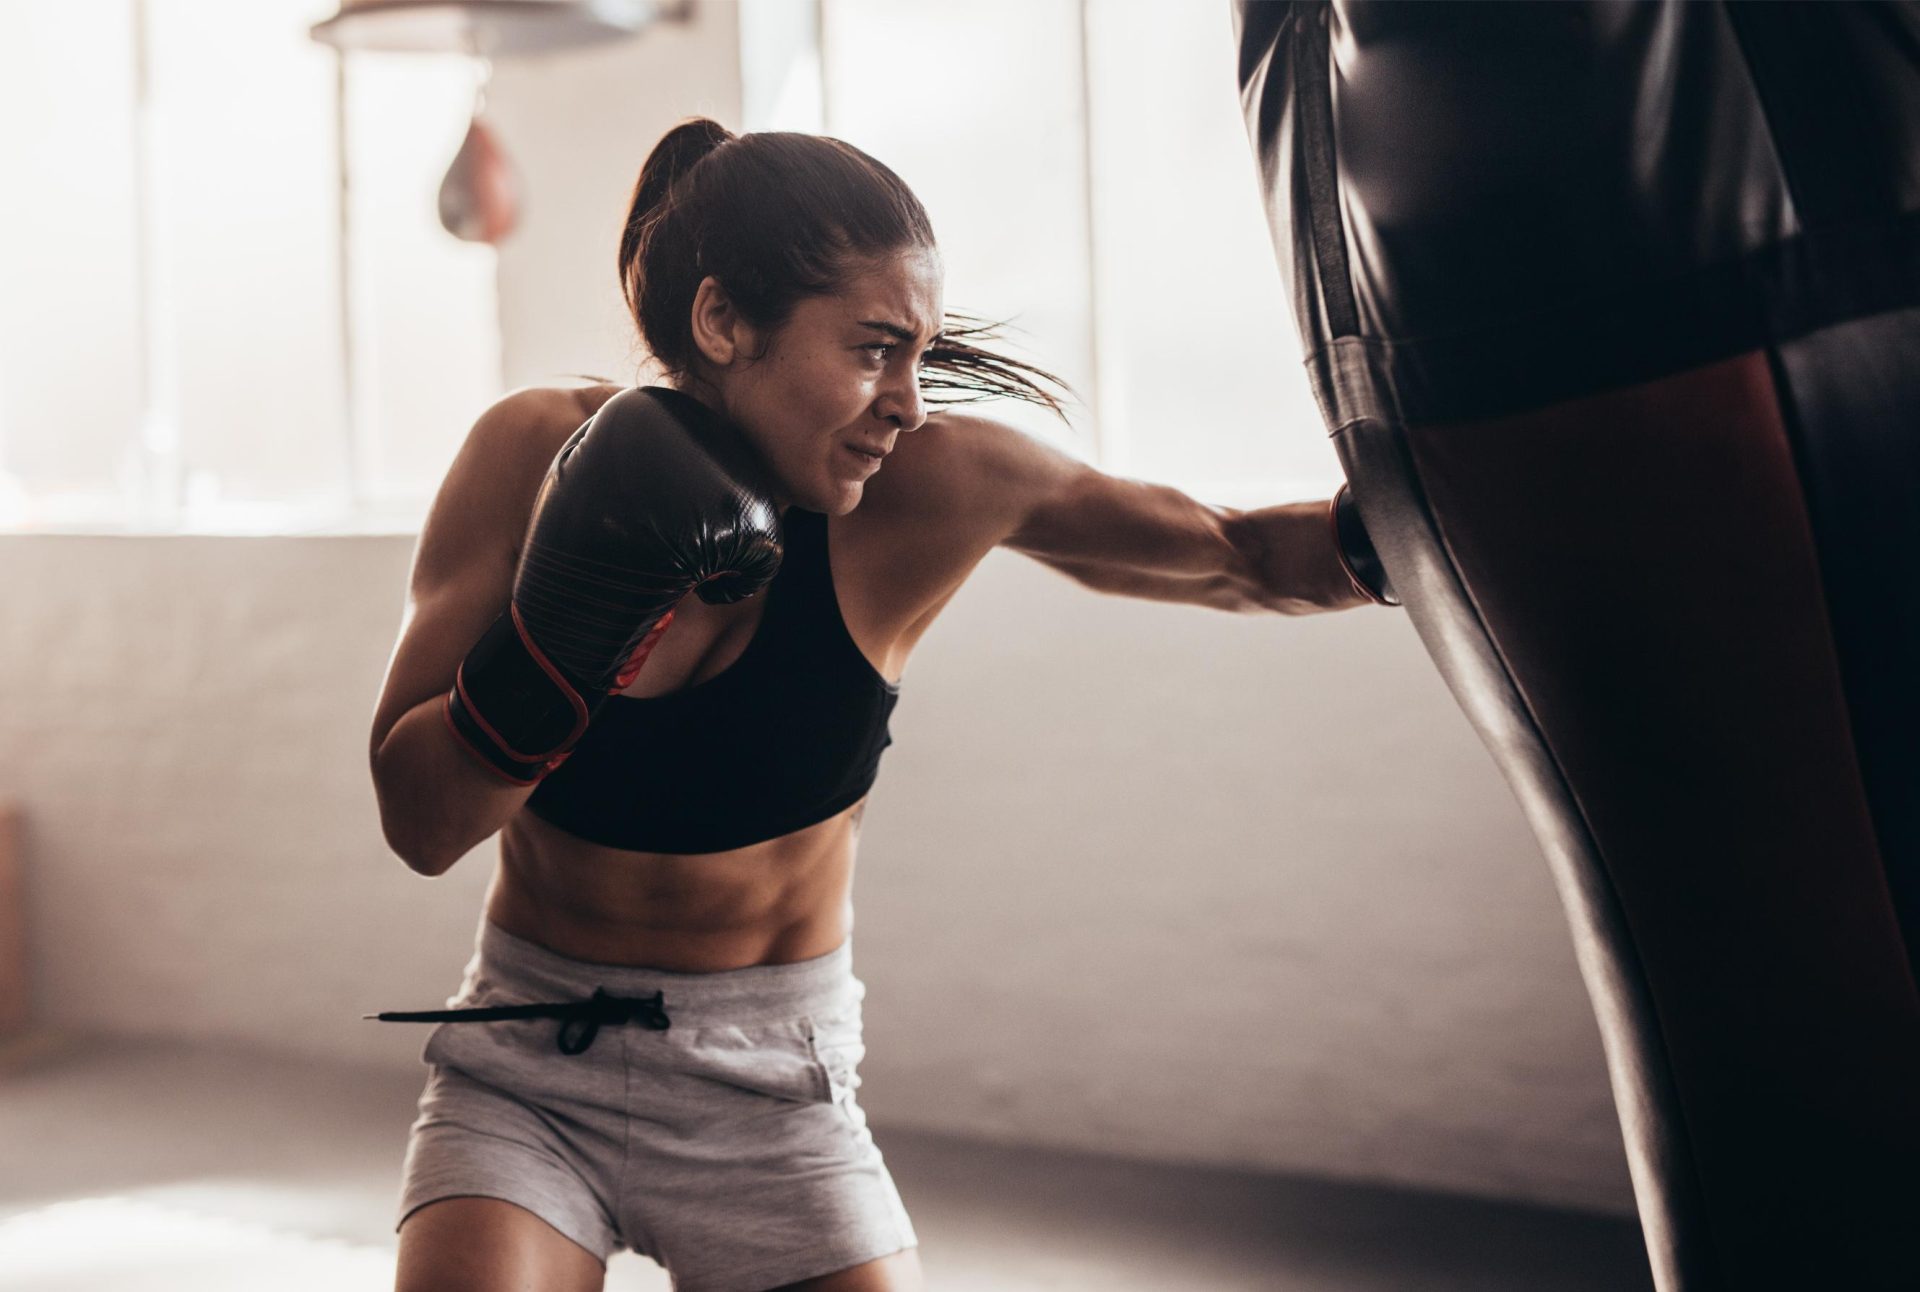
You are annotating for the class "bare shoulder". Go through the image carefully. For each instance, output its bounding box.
[479,381,621,457]
[568,382,627,423]
[837,409,1086,611]
[859,409,1082,536]
[411,385,616,590]
[370,385,616,752]
[465,382,607,461]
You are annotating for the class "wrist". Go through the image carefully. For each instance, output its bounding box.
[443,607,600,784]
[442,693,570,785]
[1229,502,1369,614]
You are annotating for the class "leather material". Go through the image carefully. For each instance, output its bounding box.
[1236,1,1920,428]
[1768,309,1920,965]
[1236,4,1920,1287]
[1385,356,1920,1291]
[1331,484,1398,605]
[516,386,785,692]
[1330,410,1717,1291]
[526,507,899,856]
[447,385,783,780]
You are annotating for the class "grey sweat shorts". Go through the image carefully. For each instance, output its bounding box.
[395,918,916,1291]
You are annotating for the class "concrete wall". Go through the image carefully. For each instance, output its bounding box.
[0,1,1635,1217]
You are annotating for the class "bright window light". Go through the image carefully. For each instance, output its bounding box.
[0,1,498,535]
[816,0,1340,503]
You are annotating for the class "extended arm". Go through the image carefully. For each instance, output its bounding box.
[882,413,1375,615]
[1008,467,1370,615]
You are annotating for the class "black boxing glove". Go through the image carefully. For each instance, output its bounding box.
[1330,482,1400,607]
[445,386,784,784]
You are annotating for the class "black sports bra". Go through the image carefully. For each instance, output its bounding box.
[524,506,899,854]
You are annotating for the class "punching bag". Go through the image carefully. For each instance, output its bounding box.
[1233,3,1920,1288]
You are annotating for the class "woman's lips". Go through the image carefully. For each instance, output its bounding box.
[842,443,886,475]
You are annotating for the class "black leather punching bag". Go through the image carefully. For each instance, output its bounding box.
[1233,3,1920,1288]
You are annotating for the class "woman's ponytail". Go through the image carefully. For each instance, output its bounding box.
[619,118,734,374]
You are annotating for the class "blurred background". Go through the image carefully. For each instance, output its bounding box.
[0,2,1651,1288]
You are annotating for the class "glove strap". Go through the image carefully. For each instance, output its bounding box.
[1330,483,1401,607]
[443,606,601,785]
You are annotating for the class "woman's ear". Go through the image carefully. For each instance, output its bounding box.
[690,276,744,368]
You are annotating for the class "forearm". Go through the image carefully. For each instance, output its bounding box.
[371,697,538,876]
[1024,493,1367,614]
[996,431,1377,613]
[1034,552,1262,611]
[1224,499,1374,615]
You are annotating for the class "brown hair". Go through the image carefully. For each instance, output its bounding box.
[619,118,1070,418]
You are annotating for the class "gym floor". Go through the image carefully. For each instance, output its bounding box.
[0,1032,1655,1291]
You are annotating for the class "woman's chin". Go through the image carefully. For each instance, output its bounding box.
[825,481,867,515]
[786,477,864,516]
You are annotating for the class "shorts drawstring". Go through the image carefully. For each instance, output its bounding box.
[366,986,671,1055]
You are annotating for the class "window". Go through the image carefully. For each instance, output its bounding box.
[818,0,1339,502]
[821,0,1096,458]
[1,2,1339,534]
[0,1,497,534]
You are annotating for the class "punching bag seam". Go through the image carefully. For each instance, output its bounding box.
[1754,340,1920,991]
[1292,0,1360,341]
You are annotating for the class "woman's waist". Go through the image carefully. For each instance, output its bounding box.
[490,811,855,972]
[455,914,860,1028]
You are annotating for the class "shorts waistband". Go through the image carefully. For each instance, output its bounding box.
[471,918,860,1027]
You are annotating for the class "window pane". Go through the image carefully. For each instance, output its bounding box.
[145,0,352,525]
[343,52,502,518]
[740,0,824,134]
[0,8,143,528]
[823,0,1092,453]
[1084,0,1337,499]
[0,1,504,533]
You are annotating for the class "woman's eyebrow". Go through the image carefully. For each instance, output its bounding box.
[856,319,944,345]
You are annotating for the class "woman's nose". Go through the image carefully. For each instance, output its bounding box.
[877,370,927,433]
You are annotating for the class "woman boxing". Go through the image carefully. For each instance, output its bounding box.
[368,117,1387,1292]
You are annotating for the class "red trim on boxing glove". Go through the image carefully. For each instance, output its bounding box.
[442,604,599,785]
[610,609,676,693]
[441,694,555,786]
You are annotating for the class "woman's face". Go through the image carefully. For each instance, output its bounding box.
[703,246,945,515]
